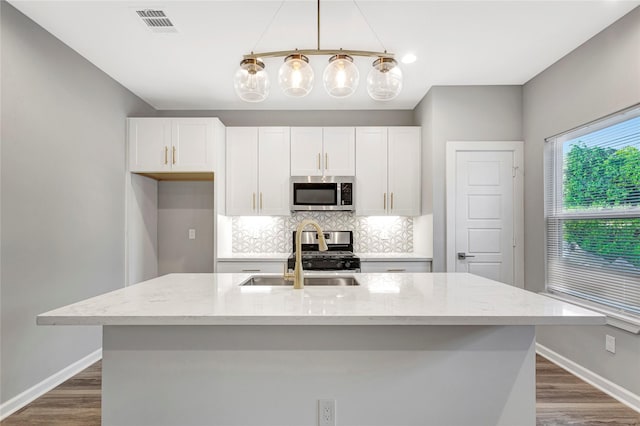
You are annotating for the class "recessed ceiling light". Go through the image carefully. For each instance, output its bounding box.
[401,53,417,64]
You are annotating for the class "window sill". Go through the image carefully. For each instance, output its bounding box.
[541,291,640,334]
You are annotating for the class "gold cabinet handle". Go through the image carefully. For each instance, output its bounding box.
[391,192,394,210]
[172,146,176,165]
[164,146,168,165]
[260,192,263,210]
[252,193,256,210]
[387,268,406,272]
[383,193,387,210]
[317,153,321,170]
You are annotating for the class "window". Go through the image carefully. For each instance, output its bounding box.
[545,105,640,317]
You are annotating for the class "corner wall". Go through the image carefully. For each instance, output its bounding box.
[0,2,155,404]
[414,86,523,271]
[523,6,640,394]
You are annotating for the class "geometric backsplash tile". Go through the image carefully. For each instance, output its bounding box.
[232,212,413,253]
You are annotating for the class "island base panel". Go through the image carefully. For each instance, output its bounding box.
[102,325,535,426]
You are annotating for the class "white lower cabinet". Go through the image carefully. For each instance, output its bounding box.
[226,127,290,216]
[217,261,285,273]
[360,260,431,273]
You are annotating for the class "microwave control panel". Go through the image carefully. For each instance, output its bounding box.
[341,183,353,206]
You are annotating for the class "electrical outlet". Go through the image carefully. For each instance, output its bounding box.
[605,334,616,353]
[318,399,335,426]
[188,229,196,240]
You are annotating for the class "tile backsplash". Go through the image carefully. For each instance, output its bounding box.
[232,212,413,253]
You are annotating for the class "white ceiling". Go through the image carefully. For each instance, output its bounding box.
[8,0,639,110]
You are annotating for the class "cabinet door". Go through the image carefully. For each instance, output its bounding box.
[258,127,291,216]
[129,119,171,172]
[290,127,323,176]
[323,127,355,176]
[360,260,431,273]
[388,127,421,216]
[171,119,214,172]
[226,127,258,216]
[355,127,388,216]
[217,261,285,273]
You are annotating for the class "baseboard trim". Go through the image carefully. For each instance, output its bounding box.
[536,343,640,413]
[0,348,102,421]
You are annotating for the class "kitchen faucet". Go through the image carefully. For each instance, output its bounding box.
[289,220,328,289]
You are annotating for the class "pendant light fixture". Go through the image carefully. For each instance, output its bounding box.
[323,54,359,98]
[233,58,270,102]
[367,57,402,101]
[234,0,402,102]
[278,53,314,97]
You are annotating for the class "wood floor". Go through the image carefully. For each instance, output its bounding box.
[2,355,639,425]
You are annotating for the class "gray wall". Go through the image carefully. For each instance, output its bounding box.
[523,6,640,394]
[157,109,415,126]
[0,2,155,404]
[158,181,214,275]
[413,86,524,271]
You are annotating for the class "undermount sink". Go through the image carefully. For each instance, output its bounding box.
[240,276,360,287]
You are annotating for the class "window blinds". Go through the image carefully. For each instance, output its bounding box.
[545,106,640,316]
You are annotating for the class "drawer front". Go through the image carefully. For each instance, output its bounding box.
[360,261,431,273]
[216,261,284,274]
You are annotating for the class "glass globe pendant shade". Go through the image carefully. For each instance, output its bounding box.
[233,58,270,102]
[323,54,359,98]
[367,57,402,101]
[278,54,314,97]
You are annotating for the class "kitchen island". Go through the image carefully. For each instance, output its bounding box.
[38,273,604,426]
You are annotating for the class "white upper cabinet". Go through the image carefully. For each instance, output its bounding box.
[387,127,421,216]
[355,126,421,216]
[226,127,258,216]
[258,127,291,216]
[290,127,355,176]
[290,127,323,176]
[226,127,290,216]
[129,118,216,173]
[355,127,388,216]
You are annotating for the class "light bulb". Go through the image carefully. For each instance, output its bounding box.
[323,54,359,98]
[278,54,314,97]
[233,58,270,102]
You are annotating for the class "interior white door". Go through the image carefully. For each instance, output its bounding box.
[454,151,515,285]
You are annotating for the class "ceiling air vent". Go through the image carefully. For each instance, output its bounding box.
[136,9,177,33]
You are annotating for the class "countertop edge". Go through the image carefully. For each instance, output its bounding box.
[37,315,606,327]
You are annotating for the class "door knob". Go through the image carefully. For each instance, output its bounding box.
[457,252,475,260]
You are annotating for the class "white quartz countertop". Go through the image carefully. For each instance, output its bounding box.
[38,273,605,326]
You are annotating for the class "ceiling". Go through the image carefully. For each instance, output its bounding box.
[8,1,639,111]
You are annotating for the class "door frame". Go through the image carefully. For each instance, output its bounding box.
[445,141,524,288]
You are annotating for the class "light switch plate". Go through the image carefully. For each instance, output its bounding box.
[188,229,196,240]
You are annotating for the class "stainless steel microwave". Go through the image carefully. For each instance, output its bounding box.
[290,176,354,211]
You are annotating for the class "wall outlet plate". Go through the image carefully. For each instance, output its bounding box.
[318,399,336,426]
[605,334,615,353]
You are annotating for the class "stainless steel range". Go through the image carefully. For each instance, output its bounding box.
[287,230,361,272]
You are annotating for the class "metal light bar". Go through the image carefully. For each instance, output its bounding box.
[243,49,394,60]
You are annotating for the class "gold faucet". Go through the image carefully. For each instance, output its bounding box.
[290,220,328,289]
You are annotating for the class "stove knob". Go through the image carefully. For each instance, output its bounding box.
[305,261,313,269]
[344,261,351,269]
